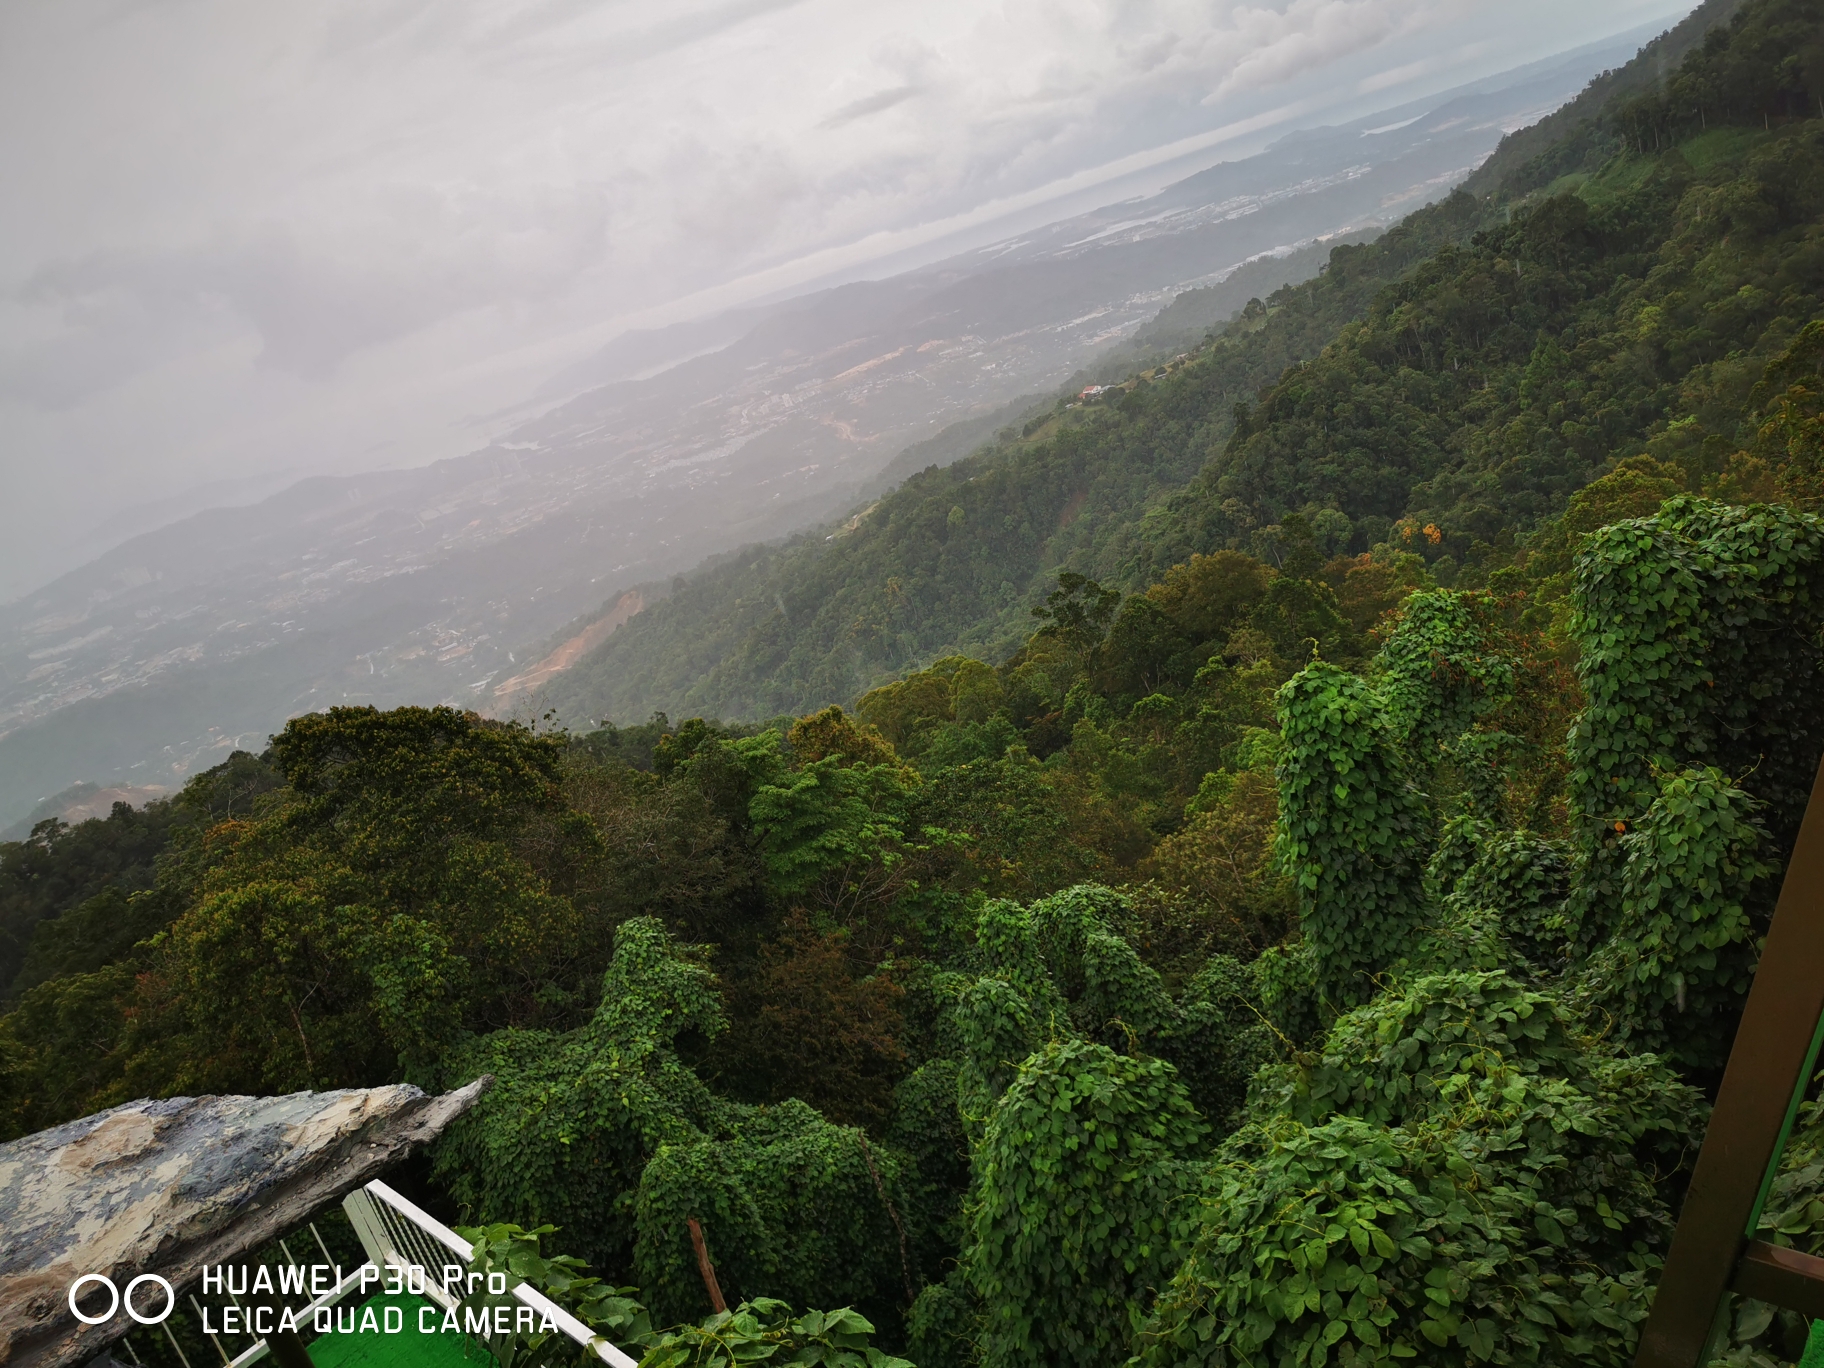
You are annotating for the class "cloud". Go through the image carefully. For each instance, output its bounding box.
[1212,0,1437,96]
[0,0,1696,595]
[0,0,1662,408]
[475,0,817,70]
[1357,38,1492,94]
[3,180,613,397]
[820,85,922,129]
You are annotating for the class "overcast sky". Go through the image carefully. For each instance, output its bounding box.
[0,0,1691,602]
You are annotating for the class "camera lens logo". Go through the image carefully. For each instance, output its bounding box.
[68,1274,176,1326]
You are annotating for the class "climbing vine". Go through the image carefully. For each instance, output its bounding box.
[452,1221,912,1368]
[1136,972,1702,1368]
[632,1101,919,1328]
[1578,765,1772,1070]
[1373,590,1515,760]
[436,918,926,1332]
[1274,663,1430,999]
[1567,497,1824,945]
[641,1303,915,1368]
[966,1038,1207,1368]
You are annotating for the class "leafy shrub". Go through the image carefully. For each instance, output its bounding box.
[641,1302,912,1368]
[967,1038,1207,1368]
[1568,498,1824,944]
[905,1270,980,1368]
[632,1100,920,1329]
[1136,1114,1661,1368]
[1577,764,1772,1069]
[1373,590,1514,759]
[453,1220,651,1366]
[1138,972,1702,1368]
[439,918,927,1331]
[451,1222,910,1368]
[435,917,728,1275]
[1274,663,1429,998]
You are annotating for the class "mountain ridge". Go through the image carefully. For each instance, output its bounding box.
[0,31,1670,826]
[531,0,1820,730]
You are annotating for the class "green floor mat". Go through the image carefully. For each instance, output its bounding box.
[305,1293,491,1368]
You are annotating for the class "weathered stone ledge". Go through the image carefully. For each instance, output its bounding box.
[0,1078,487,1368]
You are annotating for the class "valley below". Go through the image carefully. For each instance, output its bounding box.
[0,34,1644,827]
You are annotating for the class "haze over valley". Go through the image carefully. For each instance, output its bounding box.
[0,11,1683,828]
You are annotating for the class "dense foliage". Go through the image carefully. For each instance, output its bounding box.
[0,753,279,1000]
[453,1220,915,1368]
[14,7,1824,1368]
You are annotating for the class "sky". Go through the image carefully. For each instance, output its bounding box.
[0,0,1693,602]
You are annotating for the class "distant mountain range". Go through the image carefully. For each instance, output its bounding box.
[0,25,1668,828]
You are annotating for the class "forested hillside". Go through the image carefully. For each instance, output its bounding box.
[538,192,1492,725]
[1456,0,1750,198]
[10,4,1824,1367]
[538,0,1822,732]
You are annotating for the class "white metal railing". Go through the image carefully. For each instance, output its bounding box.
[150,1225,372,1368]
[341,1181,468,1312]
[222,1263,369,1368]
[345,1179,640,1368]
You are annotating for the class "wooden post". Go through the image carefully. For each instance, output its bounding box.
[1636,753,1824,1368]
[686,1218,727,1314]
[264,1330,314,1368]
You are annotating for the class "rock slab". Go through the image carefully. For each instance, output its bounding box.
[0,1079,486,1368]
